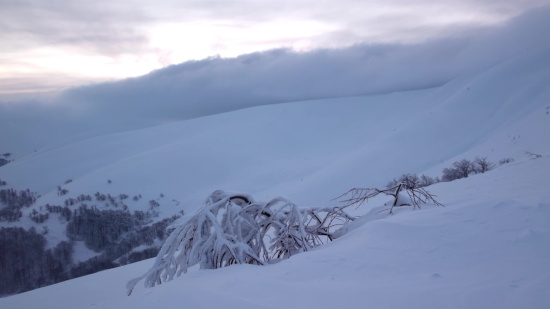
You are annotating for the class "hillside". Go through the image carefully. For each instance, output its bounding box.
[0,45,549,304]
[1,153,549,308]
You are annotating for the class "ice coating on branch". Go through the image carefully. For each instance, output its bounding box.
[126,190,354,295]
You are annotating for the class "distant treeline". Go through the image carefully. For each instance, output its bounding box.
[0,189,39,222]
[0,152,13,167]
[0,227,72,295]
[0,186,183,296]
[386,156,503,190]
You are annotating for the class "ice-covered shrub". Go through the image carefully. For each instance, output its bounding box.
[127,190,355,295]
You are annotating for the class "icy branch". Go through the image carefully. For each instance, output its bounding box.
[127,190,355,295]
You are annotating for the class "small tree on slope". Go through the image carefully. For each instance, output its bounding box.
[126,190,355,295]
[127,186,442,295]
[334,183,443,215]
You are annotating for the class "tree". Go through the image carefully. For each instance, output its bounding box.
[453,159,474,178]
[442,167,461,182]
[127,185,443,295]
[473,157,495,173]
[335,183,442,215]
[419,174,438,187]
[127,190,355,295]
[397,174,420,189]
[388,173,438,190]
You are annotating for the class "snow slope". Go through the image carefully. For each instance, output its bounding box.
[1,49,548,209]
[1,157,549,309]
[0,45,549,307]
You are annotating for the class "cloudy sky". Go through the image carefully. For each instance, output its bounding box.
[2,0,548,96]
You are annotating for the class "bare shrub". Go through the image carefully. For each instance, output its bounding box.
[453,159,475,178]
[473,157,495,173]
[442,167,461,182]
[387,173,438,189]
[335,183,443,216]
[419,174,438,187]
[525,151,542,160]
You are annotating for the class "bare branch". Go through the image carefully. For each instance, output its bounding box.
[334,183,442,216]
[127,190,355,295]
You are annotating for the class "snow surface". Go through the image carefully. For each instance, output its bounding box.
[0,43,549,308]
[1,157,549,309]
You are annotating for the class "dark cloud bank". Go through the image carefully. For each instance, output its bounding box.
[1,7,549,156]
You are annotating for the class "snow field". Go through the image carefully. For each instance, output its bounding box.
[0,43,549,308]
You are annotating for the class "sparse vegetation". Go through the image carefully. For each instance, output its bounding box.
[386,156,497,189]
[473,157,496,173]
[29,209,49,223]
[57,186,69,196]
[0,188,38,222]
[336,183,442,215]
[386,173,438,190]
[0,227,72,295]
[525,151,542,160]
[499,158,514,165]
[0,178,182,295]
[128,186,440,295]
[0,153,12,167]
[149,199,160,209]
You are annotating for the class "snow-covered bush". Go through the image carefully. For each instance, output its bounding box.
[127,190,355,295]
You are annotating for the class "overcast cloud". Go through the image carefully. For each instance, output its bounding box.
[0,6,549,156]
[58,7,550,119]
[1,0,548,94]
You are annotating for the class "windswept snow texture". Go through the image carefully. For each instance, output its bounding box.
[0,27,550,309]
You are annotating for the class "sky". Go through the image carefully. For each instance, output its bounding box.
[1,0,549,96]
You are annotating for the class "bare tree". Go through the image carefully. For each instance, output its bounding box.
[419,174,438,187]
[473,157,495,173]
[334,183,442,216]
[453,159,474,178]
[399,174,420,189]
[388,174,437,189]
[442,167,460,181]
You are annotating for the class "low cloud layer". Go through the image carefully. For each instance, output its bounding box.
[1,7,549,156]
[59,7,550,120]
[2,0,547,93]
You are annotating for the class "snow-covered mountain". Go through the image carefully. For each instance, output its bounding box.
[2,155,550,309]
[0,31,549,308]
